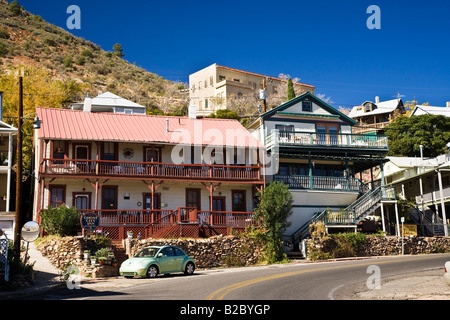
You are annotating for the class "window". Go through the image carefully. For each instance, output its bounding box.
[275,125,294,139]
[103,142,117,161]
[233,78,240,82]
[210,76,214,86]
[232,190,246,212]
[145,147,161,162]
[49,185,65,208]
[219,75,225,81]
[52,141,66,164]
[205,99,208,109]
[186,189,201,210]
[302,101,312,112]
[124,109,132,114]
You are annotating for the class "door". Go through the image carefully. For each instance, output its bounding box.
[143,193,161,210]
[212,196,226,211]
[186,189,201,210]
[74,144,90,173]
[73,193,91,213]
[316,124,339,145]
[102,186,117,213]
[157,247,176,272]
[143,193,161,221]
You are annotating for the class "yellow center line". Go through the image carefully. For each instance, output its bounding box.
[205,255,447,300]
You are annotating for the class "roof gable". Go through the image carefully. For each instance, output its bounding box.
[260,92,357,125]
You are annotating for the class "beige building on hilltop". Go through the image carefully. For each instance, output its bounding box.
[189,64,315,117]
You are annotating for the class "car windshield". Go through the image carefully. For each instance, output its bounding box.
[134,247,159,258]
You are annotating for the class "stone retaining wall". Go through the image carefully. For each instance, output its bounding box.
[36,235,265,277]
[306,235,450,260]
[358,236,450,256]
[129,235,264,268]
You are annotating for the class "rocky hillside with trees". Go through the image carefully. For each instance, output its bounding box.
[0,0,188,115]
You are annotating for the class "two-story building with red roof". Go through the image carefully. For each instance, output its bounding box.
[33,93,265,241]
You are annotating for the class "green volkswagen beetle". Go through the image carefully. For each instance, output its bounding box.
[119,245,196,278]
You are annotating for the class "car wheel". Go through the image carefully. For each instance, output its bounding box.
[146,265,159,278]
[184,262,195,275]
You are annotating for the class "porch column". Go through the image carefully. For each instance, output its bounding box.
[437,170,449,237]
[380,202,386,234]
[394,202,400,237]
[379,159,385,187]
[370,167,374,190]
[418,176,425,235]
[6,133,12,212]
[308,153,313,190]
[94,179,99,210]
[345,156,350,191]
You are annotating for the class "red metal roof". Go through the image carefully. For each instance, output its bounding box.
[36,107,263,148]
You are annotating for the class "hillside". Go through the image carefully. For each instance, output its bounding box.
[0,0,187,112]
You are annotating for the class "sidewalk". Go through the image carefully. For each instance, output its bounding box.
[0,242,63,300]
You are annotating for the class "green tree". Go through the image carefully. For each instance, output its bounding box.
[113,43,124,58]
[207,109,240,120]
[254,181,293,263]
[8,0,22,16]
[385,114,450,157]
[0,64,86,170]
[287,78,296,101]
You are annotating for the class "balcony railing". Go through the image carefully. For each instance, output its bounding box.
[266,131,389,150]
[274,175,360,192]
[74,208,256,228]
[40,158,262,182]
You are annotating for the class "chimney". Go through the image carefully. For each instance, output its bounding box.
[166,118,169,132]
[375,96,380,104]
[0,91,3,122]
[83,91,92,113]
[446,101,450,109]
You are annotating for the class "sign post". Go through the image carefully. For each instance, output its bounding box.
[21,221,40,273]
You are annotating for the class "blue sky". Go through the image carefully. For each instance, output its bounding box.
[15,0,450,109]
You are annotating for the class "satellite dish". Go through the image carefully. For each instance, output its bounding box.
[21,221,40,243]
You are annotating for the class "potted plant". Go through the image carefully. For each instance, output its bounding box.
[98,257,105,265]
[127,231,133,239]
[1,193,6,201]
[90,256,97,265]
[83,250,91,260]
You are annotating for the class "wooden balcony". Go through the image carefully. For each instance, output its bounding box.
[40,158,262,183]
[81,208,256,228]
[274,175,361,192]
[265,131,389,152]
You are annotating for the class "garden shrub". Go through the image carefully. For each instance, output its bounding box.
[41,206,81,237]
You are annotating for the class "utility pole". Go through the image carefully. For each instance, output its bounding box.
[14,76,23,258]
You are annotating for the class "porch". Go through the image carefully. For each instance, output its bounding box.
[266,130,389,151]
[76,207,256,241]
[39,158,261,182]
[274,175,360,192]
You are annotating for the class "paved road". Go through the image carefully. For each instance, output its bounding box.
[23,253,450,301]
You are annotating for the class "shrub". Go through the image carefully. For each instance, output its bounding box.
[41,206,81,237]
[63,55,73,68]
[0,29,10,40]
[0,41,8,58]
[81,49,93,58]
